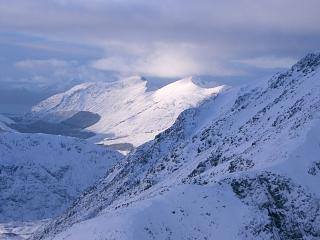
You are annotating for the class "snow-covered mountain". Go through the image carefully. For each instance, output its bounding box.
[31,76,225,148]
[0,132,123,238]
[31,53,320,240]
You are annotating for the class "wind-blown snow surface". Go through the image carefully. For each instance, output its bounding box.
[31,53,320,240]
[32,76,225,148]
[0,132,123,239]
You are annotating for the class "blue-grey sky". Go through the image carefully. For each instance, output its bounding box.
[0,0,320,112]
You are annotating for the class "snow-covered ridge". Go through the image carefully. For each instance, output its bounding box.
[32,53,320,240]
[31,76,226,148]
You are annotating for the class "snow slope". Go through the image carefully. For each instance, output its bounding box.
[49,185,250,240]
[31,53,320,240]
[31,76,225,147]
[0,132,123,223]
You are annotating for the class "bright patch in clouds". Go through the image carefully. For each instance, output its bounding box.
[92,51,205,78]
[92,44,238,78]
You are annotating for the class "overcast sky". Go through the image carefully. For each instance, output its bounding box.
[0,0,320,112]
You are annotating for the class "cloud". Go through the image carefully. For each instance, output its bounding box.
[9,59,114,92]
[0,0,320,80]
[92,44,239,78]
[15,59,72,70]
[236,56,298,69]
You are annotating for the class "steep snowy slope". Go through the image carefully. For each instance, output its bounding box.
[0,132,123,223]
[31,76,225,148]
[32,53,320,240]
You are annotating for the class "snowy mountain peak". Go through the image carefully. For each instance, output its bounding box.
[160,76,197,88]
[291,52,320,73]
[266,52,320,90]
[117,75,147,87]
[153,76,223,100]
[174,75,194,83]
[30,76,225,148]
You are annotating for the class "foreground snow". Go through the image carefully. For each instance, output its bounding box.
[32,76,225,148]
[51,184,249,240]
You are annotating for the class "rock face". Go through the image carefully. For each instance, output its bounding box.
[31,76,225,148]
[0,132,123,222]
[32,53,320,240]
